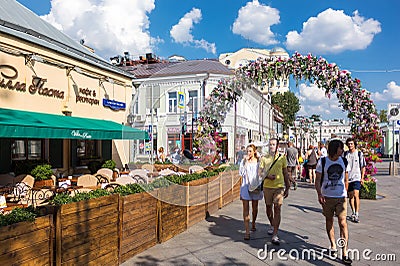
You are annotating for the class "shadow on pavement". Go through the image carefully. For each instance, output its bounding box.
[288,203,323,214]
[206,214,346,266]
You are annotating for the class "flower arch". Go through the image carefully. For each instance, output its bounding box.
[196,52,381,152]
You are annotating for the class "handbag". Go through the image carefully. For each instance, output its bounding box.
[249,154,281,193]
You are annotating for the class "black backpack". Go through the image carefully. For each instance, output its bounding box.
[320,156,348,187]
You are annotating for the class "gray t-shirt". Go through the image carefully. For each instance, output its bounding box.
[345,150,366,182]
[286,147,298,167]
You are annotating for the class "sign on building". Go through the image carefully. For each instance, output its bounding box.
[178,92,185,109]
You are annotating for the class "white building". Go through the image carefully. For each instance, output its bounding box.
[219,47,290,95]
[127,59,276,162]
[290,118,352,152]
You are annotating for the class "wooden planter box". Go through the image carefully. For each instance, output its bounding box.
[232,172,241,200]
[0,215,53,265]
[154,164,177,172]
[185,178,208,228]
[158,185,187,243]
[34,179,54,188]
[119,192,158,263]
[207,174,221,216]
[220,171,234,208]
[55,194,120,265]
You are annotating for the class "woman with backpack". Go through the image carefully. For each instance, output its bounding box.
[305,145,318,184]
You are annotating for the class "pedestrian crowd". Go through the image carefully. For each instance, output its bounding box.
[238,137,366,265]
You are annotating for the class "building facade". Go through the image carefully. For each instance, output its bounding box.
[0,0,146,175]
[127,59,274,163]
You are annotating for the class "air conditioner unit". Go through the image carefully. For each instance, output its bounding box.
[134,114,146,122]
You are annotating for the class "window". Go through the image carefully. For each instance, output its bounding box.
[283,79,288,87]
[188,90,198,114]
[276,80,281,87]
[76,140,98,158]
[168,92,177,113]
[11,139,43,160]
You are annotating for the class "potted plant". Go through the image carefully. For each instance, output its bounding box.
[31,164,54,187]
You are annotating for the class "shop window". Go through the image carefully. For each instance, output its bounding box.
[168,134,181,154]
[76,140,98,158]
[11,139,43,160]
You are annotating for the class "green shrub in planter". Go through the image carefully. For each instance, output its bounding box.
[31,164,53,181]
[0,207,37,227]
[360,181,376,200]
[102,159,116,170]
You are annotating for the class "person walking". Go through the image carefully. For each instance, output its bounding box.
[318,142,328,158]
[236,146,246,165]
[344,138,366,223]
[285,141,298,190]
[305,145,318,184]
[259,138,290,245]
[239,144,263,240]
[315,139,352,264]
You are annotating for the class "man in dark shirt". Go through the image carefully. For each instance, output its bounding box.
[286,142,298,189]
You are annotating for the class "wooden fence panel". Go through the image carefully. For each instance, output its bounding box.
[186,178,208,227]
[119,192,158,263]
[207,174,220,215]
[56,194,119,266]
[0,215,53,265]
[232,172,241,200]
[221,171,233,207]
[158,185,187,243]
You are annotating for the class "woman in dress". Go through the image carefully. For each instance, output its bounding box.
[239,144,263,240]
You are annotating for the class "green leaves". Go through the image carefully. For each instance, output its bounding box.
[0,207,36,227]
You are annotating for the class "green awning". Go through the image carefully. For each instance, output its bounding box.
[0,108,148,140]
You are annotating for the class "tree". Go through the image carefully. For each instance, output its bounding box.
[271,91,300,132]
[310,114,321,122]
[379,109,388,123]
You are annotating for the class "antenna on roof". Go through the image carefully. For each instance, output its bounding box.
[80,39,85,45]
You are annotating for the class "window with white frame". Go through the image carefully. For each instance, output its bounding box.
[188,90,198,114]
[168,92,177,113]
[11,139,43,160]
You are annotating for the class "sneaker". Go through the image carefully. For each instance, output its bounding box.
[350,213,356,222]
[271,235,280,245]
[342,255,353,265]
[353,215,359,223]
[267,225,274,235]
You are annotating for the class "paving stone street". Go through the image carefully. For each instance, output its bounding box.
[124,159,399,266]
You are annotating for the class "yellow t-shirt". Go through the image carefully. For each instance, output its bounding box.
[260,154,287,188]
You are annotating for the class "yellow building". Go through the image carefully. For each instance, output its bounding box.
[0,0,147,176]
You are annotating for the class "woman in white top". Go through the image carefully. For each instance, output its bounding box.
[239,144,263,240]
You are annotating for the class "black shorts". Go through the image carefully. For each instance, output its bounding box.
[348,181,361,192]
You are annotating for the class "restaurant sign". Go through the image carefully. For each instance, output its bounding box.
[103,99,126,110]
[0,64,65,99]
[71,130,92,139]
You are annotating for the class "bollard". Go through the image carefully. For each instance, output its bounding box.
[389,161,398,176]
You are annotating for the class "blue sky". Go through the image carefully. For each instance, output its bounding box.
[15,0,400,120]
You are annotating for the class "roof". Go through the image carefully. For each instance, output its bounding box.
[122,62,178,79]
[0,0,134,78]
[150,59,233,77]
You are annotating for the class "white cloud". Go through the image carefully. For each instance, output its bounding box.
[286,8,381,54]
[41,0,157,59]
[170,8,216,54]
[295,83,343,119]
[232,0,280,45]
[371,81,400,102]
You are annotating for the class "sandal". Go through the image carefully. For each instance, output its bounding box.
[244,233,250,240]
[251,223,256,231]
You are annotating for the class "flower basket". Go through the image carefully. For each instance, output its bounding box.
[360,181,376,200]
